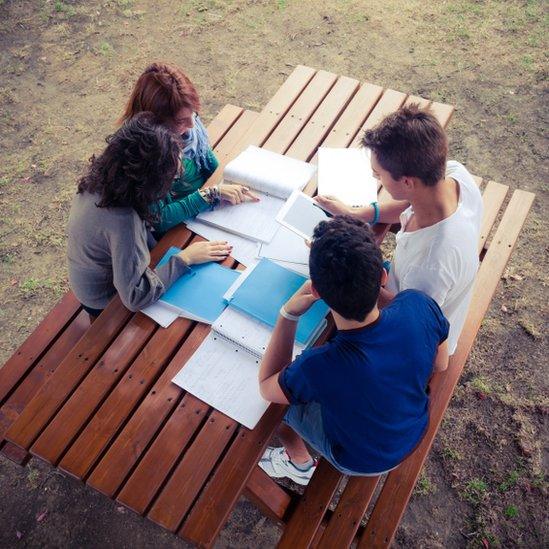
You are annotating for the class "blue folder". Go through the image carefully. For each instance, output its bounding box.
[228,259,329,346]
[157,247,240,324]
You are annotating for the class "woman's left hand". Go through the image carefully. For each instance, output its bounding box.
[219,183,260,205]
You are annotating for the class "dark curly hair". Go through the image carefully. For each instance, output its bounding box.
[309,215,383,321]
[362,104,448,187]
[78,112,182,224]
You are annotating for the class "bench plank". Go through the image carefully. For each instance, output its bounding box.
[478,180,509,252]
[277,459,343,549]
[359,189,534,547]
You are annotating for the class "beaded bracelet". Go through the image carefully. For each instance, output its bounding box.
[370,201,380,225]
[201,186,221,209]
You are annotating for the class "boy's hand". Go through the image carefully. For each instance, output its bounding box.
[284,281,319,317]
[219,183,260,205]
[314,195,351,216]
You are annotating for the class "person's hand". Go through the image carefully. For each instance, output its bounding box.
[284,281,319,317]
[219,183,260,205]
[178,240,232,265]
[314,195,351,216]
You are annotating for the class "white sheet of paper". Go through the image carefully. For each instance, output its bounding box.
[172,332,270,430]
[224,145,317,199]
[185,219,259,267]
[276,190,330,241]
[258,226,309,265]
[196,192,284,243]
[141,301,179,328]
[317,147,378,207]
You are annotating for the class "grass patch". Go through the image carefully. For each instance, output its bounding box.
[504,505,518,519]
[499,470,520,492]
[442,446,463,461]
[54,1,77,17]
[415,472,435,496]
[98,41,115,56]
[464,478,488,504]
[470,376,492,394]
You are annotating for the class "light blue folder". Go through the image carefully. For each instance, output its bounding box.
[228,259,329,346]
[158,247,240,324]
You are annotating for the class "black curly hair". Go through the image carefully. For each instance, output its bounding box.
[309,215,383,321]
[77,111,182,224]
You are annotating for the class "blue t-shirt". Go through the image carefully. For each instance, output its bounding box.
[278,290,449,474]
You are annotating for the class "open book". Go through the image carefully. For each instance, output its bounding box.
[196,146,316,243]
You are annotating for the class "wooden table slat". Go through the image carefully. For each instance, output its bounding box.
[212,110,259,164]
[0,311,89,441]
[285,75,360,161]
[30,313,159,465]
[205,104,244,148]
[116,392,209,514]
[262,70,339,153]
[478,180,509,252]
[0,291,81,405]
[360,189,535,547]
[148,410,238,531]
[403,94,431,108]
[87,323,212,496]
[58,314,196,480]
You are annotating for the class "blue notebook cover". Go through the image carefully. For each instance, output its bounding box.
[158,247,240,324]
[229,259,329,345]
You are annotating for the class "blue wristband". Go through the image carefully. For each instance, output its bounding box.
[370,201,380,225]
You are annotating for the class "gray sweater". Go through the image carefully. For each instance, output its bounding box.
[67,191,189,311]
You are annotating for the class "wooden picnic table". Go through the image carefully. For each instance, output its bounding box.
[0,66,534,548]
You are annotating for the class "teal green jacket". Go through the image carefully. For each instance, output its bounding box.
[151,148,219,234]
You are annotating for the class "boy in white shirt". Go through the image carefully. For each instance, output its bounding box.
[316,105,483,354]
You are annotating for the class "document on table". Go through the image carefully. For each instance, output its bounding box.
[317,147,378,207]
[258,225,309,265]
[172,332,270,430]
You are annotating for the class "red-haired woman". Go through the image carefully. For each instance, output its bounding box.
[120,62,257,235]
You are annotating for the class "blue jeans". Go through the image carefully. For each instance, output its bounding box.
[284,402,397,477]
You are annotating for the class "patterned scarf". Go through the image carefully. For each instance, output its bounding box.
[182,113,211,172]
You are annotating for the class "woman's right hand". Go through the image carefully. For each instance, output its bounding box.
[178,240,232,265]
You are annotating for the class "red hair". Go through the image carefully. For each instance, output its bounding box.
[120,62,200,125]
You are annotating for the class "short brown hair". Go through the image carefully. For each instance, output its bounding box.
[120,62,200,125]
[361,104,448,186]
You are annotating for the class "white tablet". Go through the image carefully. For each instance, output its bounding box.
[275,190,330,241]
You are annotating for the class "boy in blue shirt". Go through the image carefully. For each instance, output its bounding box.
[258,215,450,484]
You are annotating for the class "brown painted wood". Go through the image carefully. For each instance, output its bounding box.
[429,101,455,128]
[180,405,287,546]
[285,75,360,162]
[277,459,343,549]
[88,323,212,497]
[213,110,259,164]
[360,189,535,548]
[30,313,158,465]
[262,70,339,153]
[316,476,379,548]
[0,441,30,465]
[0,311,89,441]
[58,313,196,480]
[148,410,238,532]
[205,104,244,147]
[0,291,81,405]
[243,466,293,524]
[478,180,509,252]
[116,392,209,514]
[403,94,431,109]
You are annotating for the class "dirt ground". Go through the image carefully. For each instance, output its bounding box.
[0,0,547,547]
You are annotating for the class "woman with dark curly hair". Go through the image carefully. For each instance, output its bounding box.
[67,112,231,318]
[120,62,258,235]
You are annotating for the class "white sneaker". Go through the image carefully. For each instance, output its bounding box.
[258,447,316,486]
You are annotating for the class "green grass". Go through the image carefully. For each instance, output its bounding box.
[504,505,519,519]
[499,470,520,492]
[464,478,488,504]
[470,376,492,394]
[415,473,434,496]
[99,41,115,56]
[54,1,76,17]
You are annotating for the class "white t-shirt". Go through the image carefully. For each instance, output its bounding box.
[386,161,483,354]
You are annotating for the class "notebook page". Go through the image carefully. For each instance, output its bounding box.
[172,332,270,430]
[196,192,284,242]
[317,147,378,207]
[258,225,309,265]
[276,191,330,241]
[185,220,260,268]
[213,306,305,358]
[224,146,316,199]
